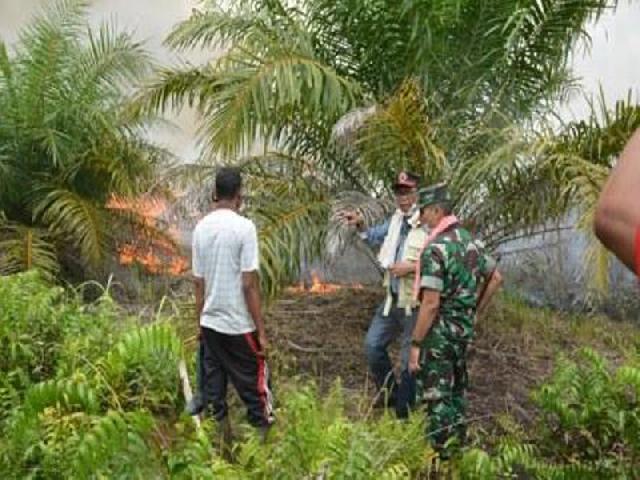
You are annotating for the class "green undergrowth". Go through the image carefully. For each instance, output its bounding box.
[1,272,639,479]
[481,292,640,363]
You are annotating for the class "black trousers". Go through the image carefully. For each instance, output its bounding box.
[201,327,274,427]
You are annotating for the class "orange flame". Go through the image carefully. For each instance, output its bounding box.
[309,271,341,294]
[108,194,188,277]
[286,271,363,294]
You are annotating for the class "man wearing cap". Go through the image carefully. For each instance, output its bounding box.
[342,171,426,415]
[407,183,501,454]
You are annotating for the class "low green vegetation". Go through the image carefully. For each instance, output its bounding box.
[1,272,638,479]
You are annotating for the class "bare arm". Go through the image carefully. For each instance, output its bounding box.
[408,290,440,374]
[594,128,640,274]
[194,276,205,334]
[477,269,502,319]
[242,271,267,352]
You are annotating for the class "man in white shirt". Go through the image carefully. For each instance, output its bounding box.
[192,167,274,435]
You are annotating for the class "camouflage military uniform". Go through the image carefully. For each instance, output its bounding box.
[416,224,495,452]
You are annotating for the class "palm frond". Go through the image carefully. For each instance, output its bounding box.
[248,175,331,300]
[0,219,59,279]
[200,36,361,158]
[327,191,392,269]
[72,20,153,97]
[165,3,264,52]
[547,92,640,290]
[356,79,446,187]
[134,64,220,115]
[73,410,155,478]
[33,189,107,266]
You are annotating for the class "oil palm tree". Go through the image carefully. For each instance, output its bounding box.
[0,0,169,279]
[139,0,614,298]
[547,92,640,290]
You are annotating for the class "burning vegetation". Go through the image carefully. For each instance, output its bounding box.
[107,195,188,276]
[287,271,363,294]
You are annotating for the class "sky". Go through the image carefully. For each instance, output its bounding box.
[0,0,205,162]
[563,1,640,120]
[1,0,639,161]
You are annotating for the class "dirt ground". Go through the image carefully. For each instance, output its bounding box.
[266,287,555,432]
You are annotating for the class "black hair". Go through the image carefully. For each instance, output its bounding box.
[215,167,242,200]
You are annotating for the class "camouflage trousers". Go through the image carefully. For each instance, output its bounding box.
[416,327,469,453]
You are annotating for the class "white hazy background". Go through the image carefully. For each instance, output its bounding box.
[1,0,639,162]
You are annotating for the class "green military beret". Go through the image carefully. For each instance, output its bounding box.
[418,182,451,208]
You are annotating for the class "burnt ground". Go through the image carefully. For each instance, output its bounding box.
[265,286,637,434]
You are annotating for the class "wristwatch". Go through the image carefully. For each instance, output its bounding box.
[410,338,422,348]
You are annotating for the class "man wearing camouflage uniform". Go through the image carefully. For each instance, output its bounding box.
[408,183,501,454]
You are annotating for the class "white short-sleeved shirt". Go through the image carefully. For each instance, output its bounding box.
[192,209,259,334]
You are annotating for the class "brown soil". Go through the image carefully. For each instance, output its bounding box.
[266,287,555,431]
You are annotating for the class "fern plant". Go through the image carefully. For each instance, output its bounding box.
[0,274,186,479]
[99,323,184,414]
[533,349,640,471]
[233,382,432,479]
[456,348,640,479]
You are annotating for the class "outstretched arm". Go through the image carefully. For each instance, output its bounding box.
[594,128,640,275]
[340,211,391,248]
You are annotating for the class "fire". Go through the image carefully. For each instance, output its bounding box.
[309,271,341,294]
[107,194,188,276]
[287,271,363,294]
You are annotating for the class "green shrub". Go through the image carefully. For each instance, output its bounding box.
[232,383,432,479]
[0,272,67,390]
[0,272,120,391]
[0,273,184,478]
[99,323,184,414]
[457,348,640,478]
[533,348,640,474]
[3,273,640,479]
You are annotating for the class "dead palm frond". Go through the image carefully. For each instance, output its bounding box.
[328,192,392,256]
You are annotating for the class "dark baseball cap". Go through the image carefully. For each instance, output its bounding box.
[392,171,420,191]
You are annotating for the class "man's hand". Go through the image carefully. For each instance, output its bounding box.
[389,260,415,278]
[257,329,268,356]
[408,346,421,374]
[338,210,364,229]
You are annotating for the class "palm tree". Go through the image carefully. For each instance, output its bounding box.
[547,92,640,290]
[139,0,614,298]
[0,0,169,279]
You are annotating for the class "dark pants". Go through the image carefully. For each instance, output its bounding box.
[201,327,274,427]
[196,339,205,396]
[364,301,417,416]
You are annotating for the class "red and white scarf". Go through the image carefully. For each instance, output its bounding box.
[412,215,459,300]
